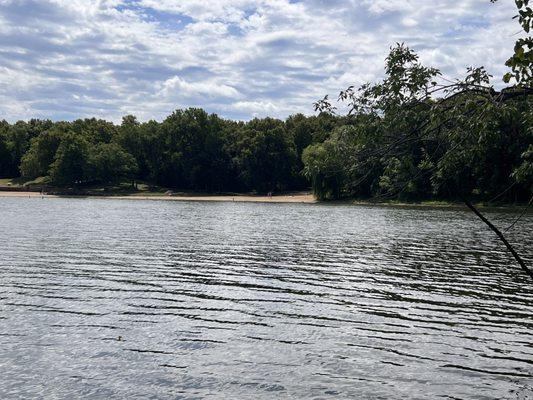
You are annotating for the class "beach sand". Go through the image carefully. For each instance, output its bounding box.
[0,191,316,204]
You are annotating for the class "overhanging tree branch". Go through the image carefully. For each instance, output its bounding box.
[463,199,533,280]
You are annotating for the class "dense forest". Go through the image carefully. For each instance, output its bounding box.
[0,91,530,204]
[0,111,343,193]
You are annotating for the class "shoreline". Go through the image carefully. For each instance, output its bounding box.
[0,190,530,211]
[0,191,316,204]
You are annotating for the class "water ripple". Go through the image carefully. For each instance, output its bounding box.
[0,197,531,399]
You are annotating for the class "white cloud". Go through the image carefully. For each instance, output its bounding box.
[0,0,523,122]
[231,100,281,116]
[160,76,240,98]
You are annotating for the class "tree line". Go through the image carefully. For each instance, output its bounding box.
[0,111,342,193]
[0,93,529,203]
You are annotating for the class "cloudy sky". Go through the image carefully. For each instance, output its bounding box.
[0,0,521,123]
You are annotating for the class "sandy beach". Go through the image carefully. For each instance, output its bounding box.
[0,191,316,204]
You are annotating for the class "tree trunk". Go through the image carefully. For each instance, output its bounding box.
[463,199,533,280]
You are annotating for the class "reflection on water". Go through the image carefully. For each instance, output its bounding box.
[0,197,531,399]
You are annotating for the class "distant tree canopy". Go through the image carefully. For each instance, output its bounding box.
[0,95,529,203]
[0,110,339,192]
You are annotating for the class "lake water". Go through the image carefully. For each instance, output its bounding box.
[0,197,532,399]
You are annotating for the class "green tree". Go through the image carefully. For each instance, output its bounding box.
[302,141,344,200]
[20,129,63,179]
[115,115,149,179]
[157,108,233,191]
[88,143,138,184]
[231,122,298,192]
[71,118,117,144]
[48,133,90,186]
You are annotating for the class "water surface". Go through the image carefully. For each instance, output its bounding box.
[0,197,532,399]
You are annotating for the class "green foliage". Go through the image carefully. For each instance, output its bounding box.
[71,118,118,144]
[233,124,298,192]
[20,129,63,179]
[513,144,533,186]
[48,133,90,186]
[2,92,526,202]
[115,115,147,177]
[306,40,532,203]
[1,108,337,193]
[302,142,344,200]
[307,1,532,204]
[88,143,138,184]
[155,108,232,190]
[0,119,53,177]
